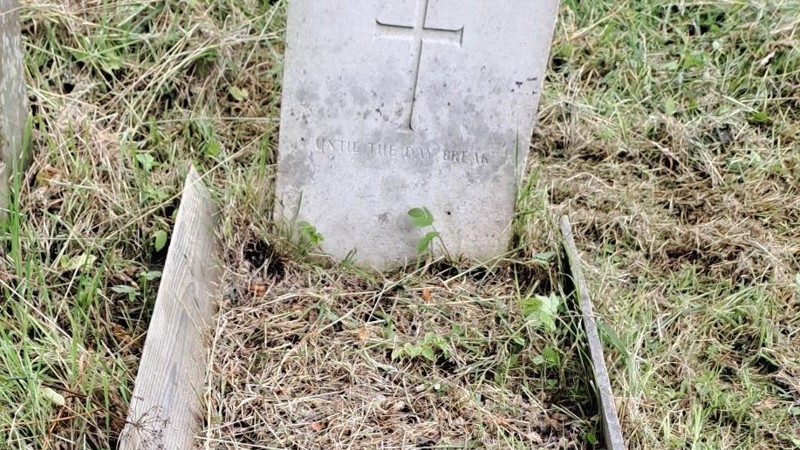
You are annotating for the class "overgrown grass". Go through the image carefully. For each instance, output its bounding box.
[536,0,800,448]
[0,0,798,448]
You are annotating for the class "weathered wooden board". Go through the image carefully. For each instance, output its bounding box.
[119,167,220,450]
[560,215,626,450]
[0,0,28,211]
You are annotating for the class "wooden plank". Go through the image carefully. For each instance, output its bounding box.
[119,167,220,450]
[560,215,626,450]
[0,0,28,212]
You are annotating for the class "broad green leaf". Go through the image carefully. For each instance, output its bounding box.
[521,293,560,332]
[542,345,560,366]
[141,270,162,281]
[430,334,446,348]
[391,348,403,360]
[421,346,435,361]
[405,343,421,358]
[416,231,439,254]
[136,153,156,172]
[408,207,434,228]
[511,335,526,348]
[298,221,323,247]
[521,297,542,316]
[111,285,137,295]
[153,230,168,252]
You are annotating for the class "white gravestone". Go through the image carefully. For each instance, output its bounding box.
[275,0,559,269]
[0,0,26,210]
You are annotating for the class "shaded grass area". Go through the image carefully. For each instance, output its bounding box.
[0,0,797,448]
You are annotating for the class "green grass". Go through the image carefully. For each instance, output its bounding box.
[536,0,800,448]
[0,0,798,448]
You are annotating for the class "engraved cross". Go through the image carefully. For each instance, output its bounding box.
[376,0,464,131]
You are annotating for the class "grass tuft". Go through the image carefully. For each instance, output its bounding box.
[1,0,798,448]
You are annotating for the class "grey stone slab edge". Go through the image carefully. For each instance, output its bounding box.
[0,0,27,212]
[560,215,626,450]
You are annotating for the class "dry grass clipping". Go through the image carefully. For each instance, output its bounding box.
[202,246,589,449]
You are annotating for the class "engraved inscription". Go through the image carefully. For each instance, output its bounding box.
[375,0,464,132]
[314,137,491,166]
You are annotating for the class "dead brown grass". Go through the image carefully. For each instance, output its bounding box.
[201,229,591,449]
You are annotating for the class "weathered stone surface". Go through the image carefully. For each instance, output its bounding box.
[0,0,26,210]
[275,0,559,269]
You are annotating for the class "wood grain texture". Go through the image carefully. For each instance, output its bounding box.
[119,167,220,450]
[0,0,27,212]
[560,215,626,450]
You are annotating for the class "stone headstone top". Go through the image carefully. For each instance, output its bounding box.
[0,0,26,210]
[275,0,559,269]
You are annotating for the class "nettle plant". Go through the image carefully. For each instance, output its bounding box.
[520,292,562,368]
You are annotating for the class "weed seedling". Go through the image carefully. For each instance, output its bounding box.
[408,207,450,259]
[297,221,324,255]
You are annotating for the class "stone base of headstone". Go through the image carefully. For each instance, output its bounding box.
[0,0,27,211]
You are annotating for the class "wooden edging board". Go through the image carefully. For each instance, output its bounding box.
[119,167,220,450]
[560,215,626,450]
[0,0,29,213]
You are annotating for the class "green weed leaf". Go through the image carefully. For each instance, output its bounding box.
[416,231,440,254]
[391,347,403,360]
[205,138,222,158]
[404,342,421,358]
[153,230,168,252]
[521,293,560,332]
[111,285,137,295]
[298,221,324,249]
[542,345,560,366]
[136,153,156,172]
[141,270,162,281]
[421,346,435,361]
[748,111,770,124]
[532,251,556,264]
[408,207,434,228]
